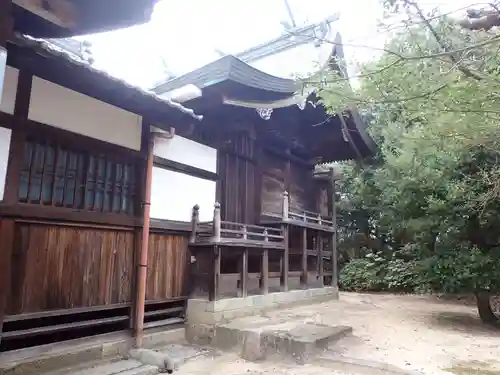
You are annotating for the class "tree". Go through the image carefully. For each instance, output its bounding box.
[301,1,500,311]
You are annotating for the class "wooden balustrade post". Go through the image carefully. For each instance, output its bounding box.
[282,191,289,220]
[301,227,308,288]
[281,191,289,292]
[260,229,269,294]
[242,225,247,240]
[318,214,322,226]
[213,202,221,242]
[190,204,200,243]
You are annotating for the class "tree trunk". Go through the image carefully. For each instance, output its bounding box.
[476,291,499,324]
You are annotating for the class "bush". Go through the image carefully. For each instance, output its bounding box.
[339,246,500,294]
[339,252,420,292]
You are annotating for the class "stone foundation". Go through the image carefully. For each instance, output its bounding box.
[186,286,339,344]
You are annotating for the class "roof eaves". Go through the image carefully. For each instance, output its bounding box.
[12,33,202,121]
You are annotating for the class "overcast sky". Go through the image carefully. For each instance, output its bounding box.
[85,0,474,89]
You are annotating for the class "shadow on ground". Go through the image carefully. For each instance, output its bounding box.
[429,311,500,336]
[445,360,500,375]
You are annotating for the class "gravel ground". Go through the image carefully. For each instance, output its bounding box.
[176,292,500,375]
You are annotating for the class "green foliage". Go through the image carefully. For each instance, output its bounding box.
[312,3,500,294]
[339,253,420,292]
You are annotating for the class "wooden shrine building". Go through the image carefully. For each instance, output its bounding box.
[0,2,374,353]
[151,33,375,333]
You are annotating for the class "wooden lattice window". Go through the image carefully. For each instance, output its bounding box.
[18,139,137,215]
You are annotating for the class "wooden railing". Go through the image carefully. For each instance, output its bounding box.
[190,203,285,248]
[262,191,335,231]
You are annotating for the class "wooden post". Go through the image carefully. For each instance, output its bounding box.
[209,246,221,301]
[0,220,14,347]
[318,234,324,286]
[213,202,221,242]
[260,229,269,294]
[280,191,289,292]
[239,249,248,298]
[0,0,12,48]
[301,227,308,288]
[330,168,338,288]
[0,2,14,342]
[190,204,200,243]
[280,224,289,292]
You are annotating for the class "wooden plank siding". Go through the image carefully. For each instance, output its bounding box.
[146,233,188,301]
[261,150,286,216]
[6,223,135,315]
[219,131,257,224]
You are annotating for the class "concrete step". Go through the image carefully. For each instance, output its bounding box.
[128,343,217,372]
[212,315,352,363]
[0,327,185,375]
[42,359,158,375]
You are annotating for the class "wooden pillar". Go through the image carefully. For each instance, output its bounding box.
[317,234,324,286]
[280,191,289,292]
[209,246,221,301]
[300,227,308,288]
[0,0,12,47]
[0,220,14,346]
[330,169,338,288]
[260,229,269,294]
[239,248,248,297]
[260,249,269,294]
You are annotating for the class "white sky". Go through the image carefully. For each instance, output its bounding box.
[85,0,474,89]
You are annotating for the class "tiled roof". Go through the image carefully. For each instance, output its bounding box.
[12,33,203,121]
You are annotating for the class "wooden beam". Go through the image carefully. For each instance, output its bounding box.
[153,155,219,182]
[13,0,77,29]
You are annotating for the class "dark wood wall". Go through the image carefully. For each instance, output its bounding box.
[7,223,135,315]
[0,86,191,330]
[216,125,318,222]
[218,131,257,223]
[146,233,188,301]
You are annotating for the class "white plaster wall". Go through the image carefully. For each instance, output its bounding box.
[150,167,216,222]
[153,135,217,173]
[29,77,142,151]
[0,127,11,201]
[0,66,18,114]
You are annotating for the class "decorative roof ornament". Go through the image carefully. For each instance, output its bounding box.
[256,108,273,120]
[296,98,307,110]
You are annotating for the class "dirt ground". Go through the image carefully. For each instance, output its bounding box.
[177,292,500,375]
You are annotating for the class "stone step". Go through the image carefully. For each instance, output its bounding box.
[128,343,216,372]
[0,328,185,375]
[212,316,352,363]
[42,359,158,375]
